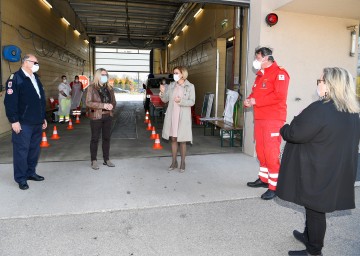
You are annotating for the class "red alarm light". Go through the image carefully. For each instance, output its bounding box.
[265,13,278,27]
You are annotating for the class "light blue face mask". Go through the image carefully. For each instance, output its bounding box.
[100,75,108,84]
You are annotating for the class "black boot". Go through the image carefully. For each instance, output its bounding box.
[288,250,308,256]
[261,189,277,200]
[293,229,308,246]
[247,178,268,188]
[288,250,322,256]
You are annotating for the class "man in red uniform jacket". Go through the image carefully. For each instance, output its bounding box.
[244,47,290,200]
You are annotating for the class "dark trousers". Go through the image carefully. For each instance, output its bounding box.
[305,207,326,255]
[12,124,42,183]
[90,115,112,161]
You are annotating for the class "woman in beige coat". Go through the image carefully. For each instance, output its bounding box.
[159,66,195,172]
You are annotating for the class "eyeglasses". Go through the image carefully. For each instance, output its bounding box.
[27,60,39,65]
[316,79,325,85]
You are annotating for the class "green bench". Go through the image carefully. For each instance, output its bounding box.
[203,119,243,147]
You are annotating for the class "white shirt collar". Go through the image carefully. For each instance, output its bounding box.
[21,68,35,78]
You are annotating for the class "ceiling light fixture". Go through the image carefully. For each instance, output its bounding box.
[74,29,81,36]
[168,43,172,47]
[41,0,52,9]
[228,36,235,42]
[194,8,203,18]
[61,17,70,26]
[174,35,179,41]
[182,25,188,32]
[84,39,89,44]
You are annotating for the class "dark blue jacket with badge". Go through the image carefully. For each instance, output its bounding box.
[4,68,46,125]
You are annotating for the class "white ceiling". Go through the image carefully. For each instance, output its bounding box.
[277,0,360,21]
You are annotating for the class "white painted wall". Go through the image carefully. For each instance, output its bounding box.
[244,0,359,156]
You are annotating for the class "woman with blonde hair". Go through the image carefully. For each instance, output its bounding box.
[160,66,195,172]
[276,67,360,256]
[86,68,116,170]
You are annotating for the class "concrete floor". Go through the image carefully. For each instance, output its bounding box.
[0,101,359,256]
[0,101,240,164]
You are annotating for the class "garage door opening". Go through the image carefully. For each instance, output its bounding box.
[95,47,150,102]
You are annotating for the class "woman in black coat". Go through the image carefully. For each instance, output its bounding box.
[276,67,360,256]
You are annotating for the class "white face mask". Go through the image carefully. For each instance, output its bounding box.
[63,79,67,83]
[100,75,108,84]
[253,55,273,70]
[252,59,262,70]
[31,64,39,73]
[173,74,180,82]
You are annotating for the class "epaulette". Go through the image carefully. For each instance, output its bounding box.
[9,74,14,80]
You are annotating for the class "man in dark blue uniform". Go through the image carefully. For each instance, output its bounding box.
[4,54,47,190]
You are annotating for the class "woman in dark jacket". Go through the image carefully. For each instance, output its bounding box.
[86,68,116,170]
[276,67,360,256]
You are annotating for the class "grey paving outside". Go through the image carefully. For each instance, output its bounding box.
[0,101,359,256]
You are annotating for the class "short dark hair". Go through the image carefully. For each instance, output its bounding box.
[61,75,66,79]
[255,47,274,62]
[75,75,79,79]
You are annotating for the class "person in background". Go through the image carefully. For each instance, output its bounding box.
[4,54,47,190]
[276,67,360,256]
[58,75,72,123]
[144,82,152,113]
[159,66,195,173]
[244,46,290,200]
[86,68,116,170]
[70,75,84,117]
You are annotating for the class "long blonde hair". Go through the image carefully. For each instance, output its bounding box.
[93,68,112,89]
[322,67,360,113]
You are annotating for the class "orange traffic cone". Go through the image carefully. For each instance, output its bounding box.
[75,114,81,124]
[152,134,163,149]
[40,132,50,147]
[50,126,60,140]
[144,113,149,124]
[150,126,157,139]
[67,119,74,130]
[146,120,153,131]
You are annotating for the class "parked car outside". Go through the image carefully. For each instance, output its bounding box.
[113,87,130,93]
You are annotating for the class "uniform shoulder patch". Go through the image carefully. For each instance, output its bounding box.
[278,74,285,80]
[9,74,14,80]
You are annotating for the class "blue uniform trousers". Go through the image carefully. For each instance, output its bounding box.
[12,124,42,183]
